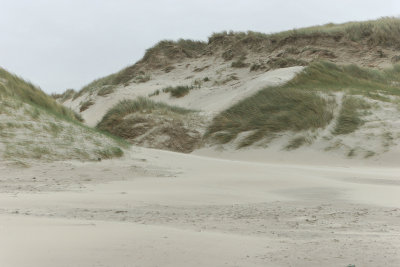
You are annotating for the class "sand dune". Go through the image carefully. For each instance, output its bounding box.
[1,147,399,266]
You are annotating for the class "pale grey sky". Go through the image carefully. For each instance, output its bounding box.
[1,0,399,93]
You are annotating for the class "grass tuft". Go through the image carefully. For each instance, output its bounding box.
[96,146,124,159]
[80,100,94,112]
[285,136,309,150]
[163,85,193,98]
[333,96,371,135]
[207,87,334,146]
[97,97,194,131]
[0,68,80,122]
[97,86,115,96]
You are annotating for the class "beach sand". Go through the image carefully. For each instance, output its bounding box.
[0,147,399,266]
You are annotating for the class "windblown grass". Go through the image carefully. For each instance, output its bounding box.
[97,97,194,130]
[142,39,207,62]
[207,87,334,147]
[0,67,81,121]
[0,97,128,163]
[209,17,400,49]
[287,61,400,98]
[207,61,400,147]
[333,96,371,135]
[70,17,400,102]
[96,97,199,152]
[0,68,128,163]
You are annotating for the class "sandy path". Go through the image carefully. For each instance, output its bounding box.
[0,147,399,266]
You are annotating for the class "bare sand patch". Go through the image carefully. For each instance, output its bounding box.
[0,147,399,266]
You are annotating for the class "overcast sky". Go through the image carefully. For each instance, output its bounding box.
[1,0,399,93]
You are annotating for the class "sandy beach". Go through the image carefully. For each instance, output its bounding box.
[1,147,399,266]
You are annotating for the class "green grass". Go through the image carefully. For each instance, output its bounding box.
[0,69,129,162]
[207,87,334,147]
[0,68,81,121]
[207,60,400,146]
[333,96,371,135]
[286,61,400,98]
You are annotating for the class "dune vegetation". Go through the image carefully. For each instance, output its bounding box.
[162,85,193,98]
[0,68,127,165]
[207,61,400,147]
[96,97,201,152]
[333,96,371,135]
[69,17,400,101]
[0,68,82,122]
[208,17,400,50]
[206,86,334,147]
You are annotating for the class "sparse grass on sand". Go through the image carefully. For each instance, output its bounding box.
[97,97,193,131]
[1,97,127,164]
[69,17,400,100]
[0,67,81,122]
[333,96,371,135]
[209,17,400,49]
[80,100,94,112]
[162,85,193,98]
[206,87,334,147]
[96,97,199,152]
[52,89,76,102]
[97,86,115,96]
[287,62,400,98]
[0,68,128,164]
[207,61,400,147]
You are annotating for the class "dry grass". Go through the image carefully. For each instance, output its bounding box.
[67,17,400,102]
[52,89,76,102]
[267,57,308,69]
[142,39,207,63]
[80,100,94,112]
[231,56,249,68]
[97,86,115,96]
[96,97,199,152]
[209,17,400,51]
[97,97,193,130]
[162,85,193,98]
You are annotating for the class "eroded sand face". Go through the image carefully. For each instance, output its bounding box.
[0,147,399,266]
